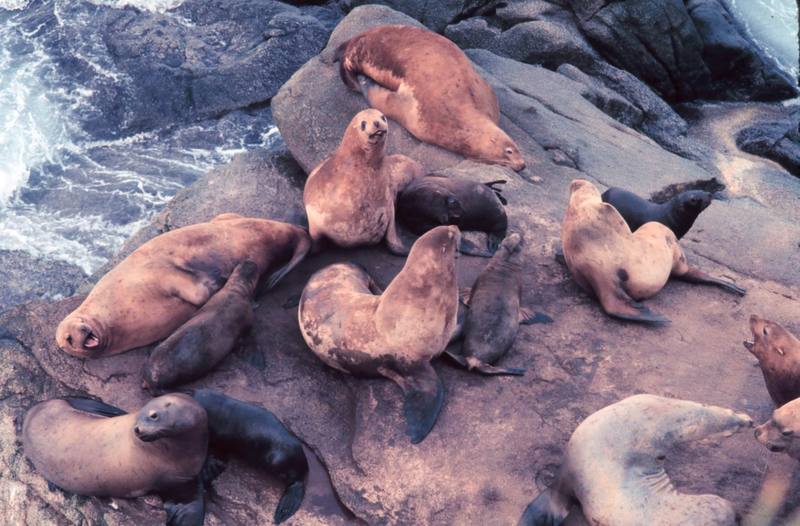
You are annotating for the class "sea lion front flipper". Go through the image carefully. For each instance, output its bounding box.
[596,280,670,325]
[265,235,312,290]
[519,308,554,325]
[379,363,444,444]
[444,350,525,376]
[675,267,746,296]
[385,210,412,256]
[63,397,127,418]
[274,480,305,525]
[484,180,508,205]
[518,487,570,526]
[459,237,494,258]
[163,479,205,526]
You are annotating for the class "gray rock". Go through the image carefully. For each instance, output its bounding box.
[490,19,600,70]
[736,110,800,177]
[347,0,498,32]
[493,0,572,26]
[444,17,500,50]
[556,63,643,129]
[0,251,87,314]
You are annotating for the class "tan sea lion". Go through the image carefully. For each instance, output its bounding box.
[143,260,260,392]
[298,225,460,443]
[755,397,800,460]
[744,314,800,407]
[338,24,526,171]
[519,394,753,526]
[303,108,423,254]
[57,214,310,358]
[561,179,745,324]
[23,394,208,525]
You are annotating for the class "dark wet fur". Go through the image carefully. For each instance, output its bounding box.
[602,187,711,239]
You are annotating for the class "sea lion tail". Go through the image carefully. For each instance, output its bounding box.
[274,480,305,524]
[518,488,567,526]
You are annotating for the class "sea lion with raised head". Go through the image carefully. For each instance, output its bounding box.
[338,24,525,171]
[562,179,745,324]
[602,187,713,239]
[396,174,508,257]
[519,394,753,526]
[743,314,800,407]
[445,233,543,376]
[23,394,209,525]
[755,397,800,460]
[143,260,260,392]
[187,389,309,524]
[57,214,310,358]
[304,108,423,255]
[298,225,460,443]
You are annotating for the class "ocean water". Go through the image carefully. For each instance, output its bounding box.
[726,0,798,79]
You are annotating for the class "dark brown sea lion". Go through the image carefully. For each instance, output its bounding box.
[188,389,309,524]
[562,179,745,324]
[338,24,525,171]
[396,173,508,257]
[23,394,208,525]
[57,214,310,358]
[445,233,544,376]
[601,187,712,239]
[743,314,800,407]
[143,260,260,392]
[303,108,423,255]
[755,397,800,460]
[519,394,752,526]
[298,225,460,443]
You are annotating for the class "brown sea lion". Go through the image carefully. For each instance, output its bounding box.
[561,179,745,324]
[338,24,525,171]
[396,173,508,257]
[57,214,310,358]
[601,187,713,239]
[755,397,800,460]
[743,315,800,407]
[445,233,546,376]
[303,108,423,255]
[23,394,208,525]
[298,225,460,443]
[143,260,260,392]
[519,394,753,526]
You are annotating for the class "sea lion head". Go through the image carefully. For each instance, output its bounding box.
[346,108,388,157]
[133,393,207,443]
[744,315,799,363]
[413,224,461,259]
[755,398,800,459]
[495,232,524,265]
[567,179,601,208]
[481,130,525,171]
[56,314,109,358]
[675,190,712,215]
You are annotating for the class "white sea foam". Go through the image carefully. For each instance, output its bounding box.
[727,0,798,78]
[0,0,30,11]
[87,0,184,14]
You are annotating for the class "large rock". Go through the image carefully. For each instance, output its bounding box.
[736,109,800,177]
[0,251,86,314]
[347,0,498,32]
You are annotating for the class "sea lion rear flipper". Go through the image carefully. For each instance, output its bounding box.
[379,363,444,444]
[459,237,494,258]
[675,267,746,296]
[274,480,305,525]
[519,308,554,325]
[484,180,508,205]
[265,235,312,290]
[596,282,670,325]
[63,397,127,417]
[444,350,525,376]
[163,479,205,526]
[518,488,569,526]
[199,455,227,489]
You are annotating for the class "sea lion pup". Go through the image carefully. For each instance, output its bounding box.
[396,173,508,257]
[57,214,310,358]
[445,233,540,376]
[743,315,800,407]
[143,260,260,392]
[602,187,712,239]
[303,108,423,255]
[187,389,309,525]
[298,225,460,443]
[755,397,800,460]
[562,179,745,324]
[338,24,525,171]
[23,394,208,525]
[519,394,753,526]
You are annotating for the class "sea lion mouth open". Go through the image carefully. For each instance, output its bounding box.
[368,128,386,144]
[56,316,106,357]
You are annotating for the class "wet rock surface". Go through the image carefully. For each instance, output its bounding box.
[736,108,800,177]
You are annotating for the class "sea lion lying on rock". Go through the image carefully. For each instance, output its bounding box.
[519,394,753,526]
[298,226,460,443]
[602,187,713,239]
[338,24,525,171]
[57,214,310,358]
[396,173,508,257]
[744,314,800,407]
[562,179,745,324]
[755,397,800,460]
[23,394,209,525]
[304,108,423,255]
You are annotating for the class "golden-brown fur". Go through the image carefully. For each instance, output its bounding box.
[756,397,800,460]
[744,315,800,406]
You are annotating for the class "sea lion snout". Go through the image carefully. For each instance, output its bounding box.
[56,316,103,357]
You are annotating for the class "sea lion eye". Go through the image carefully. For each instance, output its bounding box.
[763,327,769,336]
[360,121,366,131]
[149,411,158,420]
[66,335,73,345]
[381,115,386,122]
[504,147,513,155]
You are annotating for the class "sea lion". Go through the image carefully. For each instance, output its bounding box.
[338,24,525,171]
[445,233,542,376]
[755,397,800,460]
[298,225,460,443]
[143,260,260,392]
[561,179,745,324]
[743,314,800,407]
[396,173,508,257]
[23,394,208,525]
[57,214,310,358]
[303,108,423,255]
[188,389,309,524]
[519,394,753,526]
[602,187,712,239]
